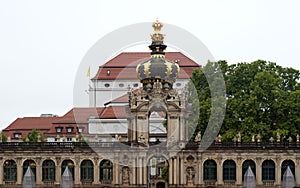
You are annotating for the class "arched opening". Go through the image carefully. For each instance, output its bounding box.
[3,160,17,182]
[156,181,166,188]
[100,160,113,183]
[42,160,55,182]
[203,160,217,181]
[149,110,167,143]
[223,160,236,181]
[262,160,275,181]
[242,159,256,180]
[23,159,36,181]
[281,160,295,180]
[148,156,168,188]
[61,159,75,180]
[80,160,94,183]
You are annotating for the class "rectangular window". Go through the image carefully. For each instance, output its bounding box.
[67,127,73,133]
[78,127,84,133]
[14,133,21,138]
[67,137,72,142]
[56,127,62,133]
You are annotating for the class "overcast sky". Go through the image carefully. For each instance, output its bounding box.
[0,0,300,130]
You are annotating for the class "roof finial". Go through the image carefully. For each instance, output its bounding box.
[151,19,164,41]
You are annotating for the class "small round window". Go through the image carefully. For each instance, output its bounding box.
[133,83,139,87]
[104,83,110,87]
[176,83,182,87]
[119,83,124,87]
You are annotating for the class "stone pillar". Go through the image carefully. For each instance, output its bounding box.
[55,165,61,185]
[295,157,300,186]
[173,157,177,184]
[138,158,143,185]
[16,157,22,185]
[275,160,281,186]
[0,158,3,184]
[256,158,262,185]
[74,159,80,185]
[36,164,42,185]
[132,158,136,185]
[216,159,223,185]
[198,158,203,185]
[143,157,147,185]
[93,158,99,185]
[169,158,173,185]
[114,162,119,185]
[180,156,184,185]
[236,163,242,186]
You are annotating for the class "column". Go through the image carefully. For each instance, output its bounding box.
[55,165,61,185]
[256,160,262,185]
[36,164,42,185]
[114,162,119,185]
[198,158,203,185]
[93,161,100,185]
[275,161,281,186]
[0,158,3,184]
[143,157,147,185]
[236,163,242,186]
[139,158,143,185]
[16,158,22,185]
[74,165,80,185]
[295,158,300,186]
[173,157,177,184]
[132,159,136,185]
[216,160,223,185]
[169,158,173,185]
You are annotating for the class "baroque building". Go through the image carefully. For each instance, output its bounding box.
[0,20,300,188]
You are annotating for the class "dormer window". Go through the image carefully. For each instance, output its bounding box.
[56,127,62,133]
[78,127,84,133]
[14,133,22,138]
[66,127,73,133]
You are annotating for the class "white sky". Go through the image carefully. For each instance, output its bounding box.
[0,0,300,130]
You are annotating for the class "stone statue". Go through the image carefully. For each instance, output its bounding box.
[216,134,222,143]
[251,135,255,142]
[269,137,274,143]
[37,134,41,142]
[256,134,261,142]
[297,134,300,143]
[186,166,195,181]
[122,167,129,183]
[237,132,241,143]
[194,131,201,142]
[288,136,293,143]
[277,132,280,142]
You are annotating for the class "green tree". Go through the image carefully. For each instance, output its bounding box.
[189,60,300,142]
[22,129,45,142]
[1,132,7,142]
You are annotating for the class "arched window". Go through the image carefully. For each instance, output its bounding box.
[61,159,75,180]
[81,160,94,182]
[262,160,275,181]
[100,160,113,181]
[203,160,217,181]
[42,160,55,181]
[23,159,36,181]
[281,160,295,180]
[223,160,236,181]
[242,160,256,180]
[3,160,17,181]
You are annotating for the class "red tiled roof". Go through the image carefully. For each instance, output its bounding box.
[104,89,140,106]
[54,107,104,124]
[92,52,201,80]
[99,106,127,119]
[2,117,60,139]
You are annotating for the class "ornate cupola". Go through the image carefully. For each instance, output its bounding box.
[136,19,180,89]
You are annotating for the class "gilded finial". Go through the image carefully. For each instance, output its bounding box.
[151,19,165,41]
[152,19,163,34]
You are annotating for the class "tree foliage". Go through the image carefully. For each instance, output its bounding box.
[189,60,300,142]
[22,129,45,142]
